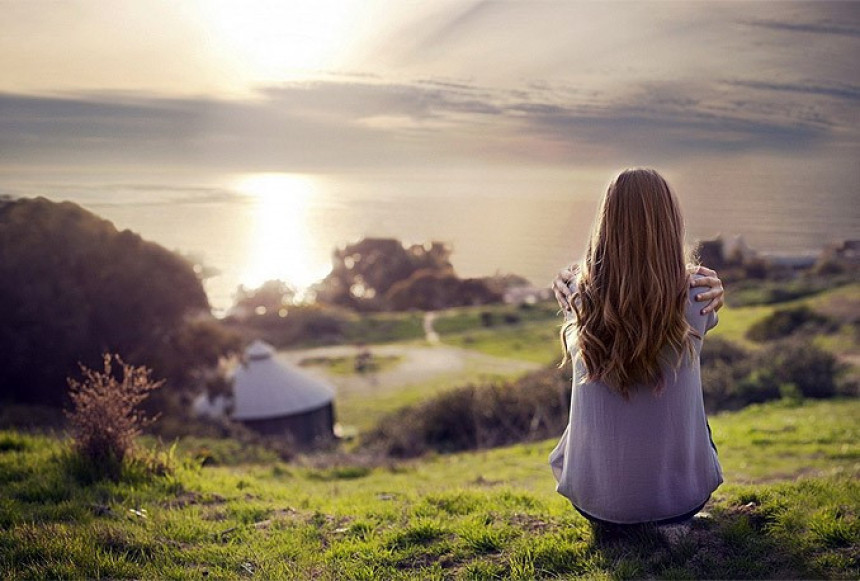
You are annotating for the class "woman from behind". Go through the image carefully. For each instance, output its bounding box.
[549,168,722,527]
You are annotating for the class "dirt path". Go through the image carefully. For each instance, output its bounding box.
[423,312,440,344]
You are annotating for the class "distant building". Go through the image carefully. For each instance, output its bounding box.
[193,340,336,447]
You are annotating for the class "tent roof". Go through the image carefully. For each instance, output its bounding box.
[231,340,334,421]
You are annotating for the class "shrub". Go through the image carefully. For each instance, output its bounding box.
[701,337,750,367]
[368,336,845,457]
[746,305,836,342]
[700,338,753,411]
[751,339,842,399]
[700,337,842,409]
[364,367,570,457]
[65,354,163,481]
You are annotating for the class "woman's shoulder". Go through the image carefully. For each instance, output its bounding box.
[685,273,718,334]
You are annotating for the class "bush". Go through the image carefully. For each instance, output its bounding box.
[700,338,754,411]
[65,354,163,481]
[701,337,750,367]
[364,367,570,457]
[746,306,836,342]
[226,304,350,348]
[752,339,842,399]
[700,337,843,410]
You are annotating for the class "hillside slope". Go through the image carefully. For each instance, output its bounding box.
[1,399,858,579]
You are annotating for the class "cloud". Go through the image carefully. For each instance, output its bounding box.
[741,18,860,39]
[0,70,855,173]
[726,80,860,102]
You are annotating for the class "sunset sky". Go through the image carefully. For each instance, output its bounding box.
[2,0,858,177]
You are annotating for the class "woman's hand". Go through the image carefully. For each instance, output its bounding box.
[552,265,579,315]
[688,265,725,315]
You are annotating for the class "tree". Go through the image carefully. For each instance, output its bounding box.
[313,238,453,310]
[233,279,297,317]
[386,269,502,310]
[0,197,229,407]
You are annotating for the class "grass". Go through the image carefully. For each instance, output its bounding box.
[341,312,427,344]
[2,398,858,579]
[440,321,563,366]
[433,301,564,366]
[433,302,560,335]
[431,283,860,365]
[709,282,860,352]
[324,283,859,435]
[334,363,536,434]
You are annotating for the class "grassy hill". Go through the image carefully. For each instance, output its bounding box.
[319,282,860,434]
[1,398,857,579]
[424,282,860,364]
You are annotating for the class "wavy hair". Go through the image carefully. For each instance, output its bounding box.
[561,168,698,398]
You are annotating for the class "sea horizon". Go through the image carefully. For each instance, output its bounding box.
[2,167,857,314]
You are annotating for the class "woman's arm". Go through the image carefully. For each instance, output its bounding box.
[552,264,726,316]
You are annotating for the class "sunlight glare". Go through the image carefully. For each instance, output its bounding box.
[236,173,330,296]
[196,0,365,80]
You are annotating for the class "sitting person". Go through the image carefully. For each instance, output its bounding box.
[549,168,725,526]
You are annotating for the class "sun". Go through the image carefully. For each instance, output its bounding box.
[235,173,330,294]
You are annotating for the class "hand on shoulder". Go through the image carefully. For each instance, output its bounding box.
[552,264,579,315]
[687,265,725,315]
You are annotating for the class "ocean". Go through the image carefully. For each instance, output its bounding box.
[2,164,858,314]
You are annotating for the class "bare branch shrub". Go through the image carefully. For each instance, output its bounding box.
[65,353,164,480]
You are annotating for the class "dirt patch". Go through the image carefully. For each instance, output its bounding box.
[161,491,226,509]
[507,512,555,534]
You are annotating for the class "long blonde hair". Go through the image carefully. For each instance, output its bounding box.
[561,168,698,398]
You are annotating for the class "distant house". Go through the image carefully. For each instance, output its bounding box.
[193,340,336,447]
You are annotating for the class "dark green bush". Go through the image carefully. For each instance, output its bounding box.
[746,305,836,342]
[364,367,570,457]
[368,336,846,457]
[701,337,750,367]
[701,337,843,410]
[701,338,754,411]
[752,339,841,399]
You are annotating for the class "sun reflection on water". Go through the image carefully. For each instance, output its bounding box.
[234,173,330,295]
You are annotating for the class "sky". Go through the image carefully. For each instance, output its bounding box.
[2,0,859,179]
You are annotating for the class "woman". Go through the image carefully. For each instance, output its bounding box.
[549,168,724,526]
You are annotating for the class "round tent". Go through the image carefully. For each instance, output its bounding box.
[231,340,336,446]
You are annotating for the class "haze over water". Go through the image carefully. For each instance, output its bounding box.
[3,160,856,313]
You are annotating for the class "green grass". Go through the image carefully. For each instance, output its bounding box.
[432,284,860,365]
[335,364,536,434]
[433,302,560,335]
[342,312,427,344]
[433,301,563,366]
[440,321,563,366]
[2,399,858,579]
[709,282,860,352]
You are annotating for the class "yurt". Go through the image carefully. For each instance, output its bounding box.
[229,340,336,446]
